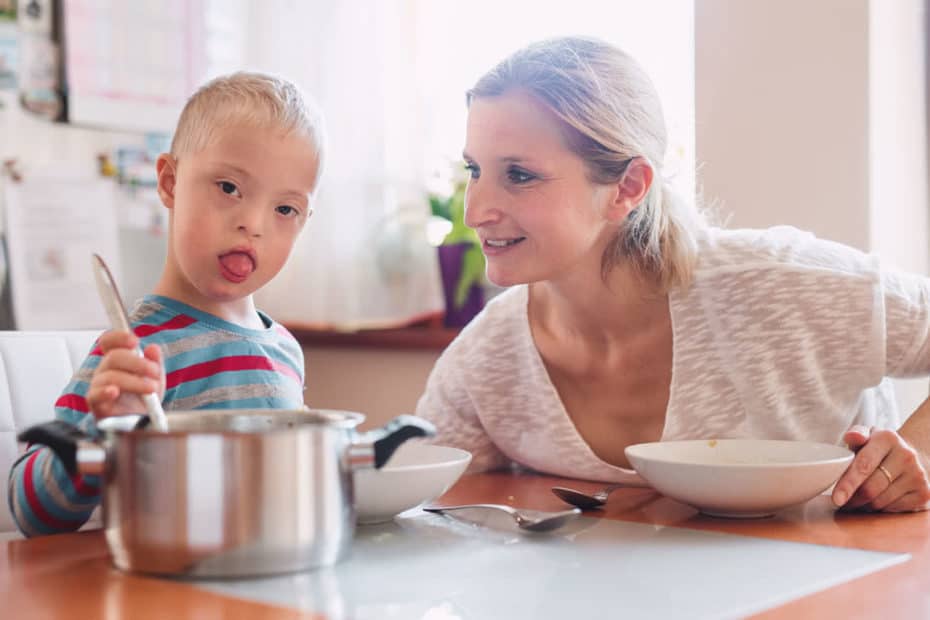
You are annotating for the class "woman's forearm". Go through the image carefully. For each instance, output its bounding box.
[898,395,930,471]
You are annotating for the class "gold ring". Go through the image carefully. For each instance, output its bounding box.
[877,464,894,484]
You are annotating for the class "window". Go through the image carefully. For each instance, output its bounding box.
[241,1,695,326]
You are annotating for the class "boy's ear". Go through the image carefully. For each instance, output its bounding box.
[156,154,178,209]
[605,158,654,222]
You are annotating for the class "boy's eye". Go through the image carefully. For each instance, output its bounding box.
[276,205,298,217]
[507,167,535,184]
[217,181,241,197]
[464,162,480,180]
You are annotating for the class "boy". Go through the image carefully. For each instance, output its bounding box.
[8,72,325,536]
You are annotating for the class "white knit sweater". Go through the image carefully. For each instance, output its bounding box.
[415,226,930,483]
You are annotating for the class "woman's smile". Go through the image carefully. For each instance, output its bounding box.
[483,236,527,255]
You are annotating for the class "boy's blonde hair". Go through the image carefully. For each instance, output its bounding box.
[171,72,325,185]
[468,37,705,291]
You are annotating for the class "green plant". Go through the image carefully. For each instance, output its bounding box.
[430,180,485,309]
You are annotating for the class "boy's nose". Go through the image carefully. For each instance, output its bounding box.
[238,224,261,238]
[237,208,264,237]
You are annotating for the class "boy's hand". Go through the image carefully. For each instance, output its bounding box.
[86,330,166,420]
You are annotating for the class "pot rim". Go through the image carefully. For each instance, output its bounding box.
[98,408,366,437]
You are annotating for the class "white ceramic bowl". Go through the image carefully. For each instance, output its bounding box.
[625,439,854,518]
[354,443,472,524]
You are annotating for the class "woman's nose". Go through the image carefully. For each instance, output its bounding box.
[463,181,499,229]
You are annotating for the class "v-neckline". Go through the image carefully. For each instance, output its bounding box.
[518,285,679,476]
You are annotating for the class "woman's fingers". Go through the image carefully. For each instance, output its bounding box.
[869,446,930,511]
[833,427,894,506]
[880,489,930,513]
[834,427,930,513]
[844,441,912,509]
[843,425,871,450]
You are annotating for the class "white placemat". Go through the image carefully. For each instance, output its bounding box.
[197,512,908,619]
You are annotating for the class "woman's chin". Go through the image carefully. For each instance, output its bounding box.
[485,269,529,288]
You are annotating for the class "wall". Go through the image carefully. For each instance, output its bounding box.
[695,0,872,246]
[696,0,930,414]
[302,346,440,430]
[0,89,166,314]
[868,0,929,273]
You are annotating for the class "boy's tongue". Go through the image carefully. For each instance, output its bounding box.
[220,252,254,277]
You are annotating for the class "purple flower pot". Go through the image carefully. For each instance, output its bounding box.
[437,243,484,327]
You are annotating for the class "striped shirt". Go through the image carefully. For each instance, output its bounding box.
[8,295,305,536]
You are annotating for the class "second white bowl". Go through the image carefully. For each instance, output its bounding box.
[625,439,854,518]
[354,443,472,524]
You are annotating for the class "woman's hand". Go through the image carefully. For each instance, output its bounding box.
[832,425,930,512]
[85,330,165,420]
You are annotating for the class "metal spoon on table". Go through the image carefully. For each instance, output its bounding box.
[423,504,581,533]
[551,482,648,510]
[91,254,169,432]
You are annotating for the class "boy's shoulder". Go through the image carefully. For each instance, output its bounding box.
[127,295,301,352]
[126,295,214,345]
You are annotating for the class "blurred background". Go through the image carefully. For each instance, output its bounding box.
[0,0,926,426]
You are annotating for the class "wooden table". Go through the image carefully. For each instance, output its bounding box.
[3,472,929,619]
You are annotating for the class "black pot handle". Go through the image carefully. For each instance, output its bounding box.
[370,415,436,468]
[18,420,93,475]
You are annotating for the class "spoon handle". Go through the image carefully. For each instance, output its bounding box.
[92,254,169,432]
[424,503,517,517]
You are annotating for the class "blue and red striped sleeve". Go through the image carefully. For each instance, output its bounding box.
[7,348,102,536]
[7,301,305,537]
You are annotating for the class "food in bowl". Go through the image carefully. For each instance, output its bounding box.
[354,443,472,524]
[625,439,854,518]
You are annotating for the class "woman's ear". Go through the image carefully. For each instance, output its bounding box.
[156,154,178,209]
[606,158,654,222]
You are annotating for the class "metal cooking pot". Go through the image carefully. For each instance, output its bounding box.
[19,409,435,578]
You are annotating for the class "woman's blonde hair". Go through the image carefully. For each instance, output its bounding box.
[467,36,704,290]
[170,71,326,186]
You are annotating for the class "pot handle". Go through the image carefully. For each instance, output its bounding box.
[350,414,436,470]
[17,420,102,476]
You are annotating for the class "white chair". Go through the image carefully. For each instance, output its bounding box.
[0,330,102,538]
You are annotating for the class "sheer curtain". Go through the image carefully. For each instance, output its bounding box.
[241,1,442,327]
[244,0,694,327]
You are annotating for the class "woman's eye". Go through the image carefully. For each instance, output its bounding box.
[276,205,298,217]
[217,181,241,197]
[507,167,535,184]
[464,163,480,179]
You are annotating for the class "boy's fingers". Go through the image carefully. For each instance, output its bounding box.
[97,349,161,379]
[87,384,119,418]
[93,370,160,397]
[97,329,138,353]
[142,343,163,367]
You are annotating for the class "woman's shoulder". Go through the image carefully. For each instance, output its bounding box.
[694,225,879,279]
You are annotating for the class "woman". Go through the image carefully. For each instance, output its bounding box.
[415,36,930,513]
